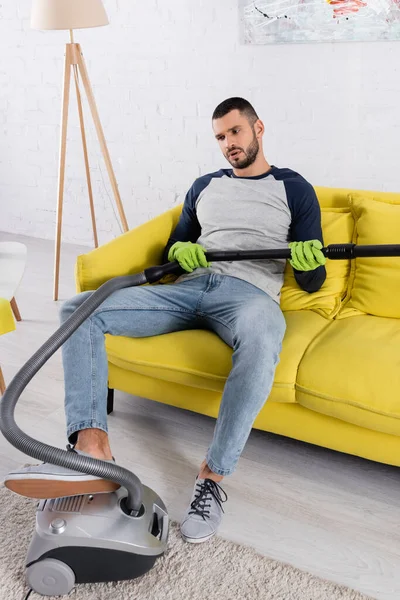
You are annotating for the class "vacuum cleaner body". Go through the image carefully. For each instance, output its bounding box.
[25,485,168,596]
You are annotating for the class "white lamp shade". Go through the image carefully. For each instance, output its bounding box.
[31,0,109,31]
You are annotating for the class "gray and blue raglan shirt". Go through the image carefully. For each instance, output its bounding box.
[162,166,326,303]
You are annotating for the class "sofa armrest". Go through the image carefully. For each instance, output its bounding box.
[75,205,182,292]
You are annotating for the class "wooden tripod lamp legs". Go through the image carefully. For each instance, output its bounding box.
[54,45,71,302]
[73,63,98,250]
[53,43,129,301]
[77,47,129,233]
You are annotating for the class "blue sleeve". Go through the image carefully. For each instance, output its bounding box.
[285,178,327,293]
[162,176,210,263]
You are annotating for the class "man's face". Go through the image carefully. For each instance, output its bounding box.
[213,109,261,170]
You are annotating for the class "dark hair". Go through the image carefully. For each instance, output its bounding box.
[212,97,259,125]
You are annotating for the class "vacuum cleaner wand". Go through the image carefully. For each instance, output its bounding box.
[1,243,399,514]
[144,242,400,283]
[205,243,400,262]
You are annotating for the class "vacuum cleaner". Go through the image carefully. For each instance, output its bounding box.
[1,243,399,597]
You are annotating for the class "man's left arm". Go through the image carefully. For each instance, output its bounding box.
[285,179,327,293]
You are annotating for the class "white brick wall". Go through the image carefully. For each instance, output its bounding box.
[1,0,400,246]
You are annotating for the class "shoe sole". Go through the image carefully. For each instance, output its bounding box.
[5,477,120,499]
[180,531,216,544]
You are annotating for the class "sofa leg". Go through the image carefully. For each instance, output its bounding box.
[107,388,114,415]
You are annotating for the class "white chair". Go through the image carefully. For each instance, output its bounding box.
[0,242,27,393]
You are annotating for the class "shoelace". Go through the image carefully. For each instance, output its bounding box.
[189,478,228,521]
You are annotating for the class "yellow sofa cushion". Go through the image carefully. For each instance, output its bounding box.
[313,186,353,209]
[76,206,182,292]
[296,315,400,437]
[281,208,354,318]
[338,193,400,319]
[105,309,329,404]
[108,363,400,468]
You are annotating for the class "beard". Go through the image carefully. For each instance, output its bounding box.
[226,131,260,169]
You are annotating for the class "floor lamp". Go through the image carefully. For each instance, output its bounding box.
[31,0,129,300]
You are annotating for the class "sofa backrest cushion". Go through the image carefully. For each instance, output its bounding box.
[338,192,400,319]
[281,208,354,318]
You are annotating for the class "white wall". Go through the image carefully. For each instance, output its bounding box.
[1,0,400,246]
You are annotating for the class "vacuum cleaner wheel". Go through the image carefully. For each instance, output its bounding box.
[26,558,75,597]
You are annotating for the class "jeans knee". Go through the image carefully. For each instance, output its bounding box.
[60,298,73,323]
[238,311,285,345]
[60,291,92,323]
[233,318,286,365]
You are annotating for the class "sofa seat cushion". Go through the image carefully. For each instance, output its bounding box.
[105,310,329,403]
[296,315,400,436]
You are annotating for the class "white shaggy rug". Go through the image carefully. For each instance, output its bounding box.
[0,484,375,600]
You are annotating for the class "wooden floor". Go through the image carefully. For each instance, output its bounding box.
[1,231,399,600]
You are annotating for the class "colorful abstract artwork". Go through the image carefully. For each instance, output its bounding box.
[240,0,400,43]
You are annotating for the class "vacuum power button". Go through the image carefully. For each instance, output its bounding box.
[50,518,67,534]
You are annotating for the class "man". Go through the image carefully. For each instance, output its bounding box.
[5,97,326,544]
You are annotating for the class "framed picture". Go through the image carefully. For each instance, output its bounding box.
[240,0,400,43]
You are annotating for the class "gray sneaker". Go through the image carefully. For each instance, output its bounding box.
[180,477,228,544]
[4,446,119,499]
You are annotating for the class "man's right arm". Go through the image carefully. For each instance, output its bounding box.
[162,181,203,263]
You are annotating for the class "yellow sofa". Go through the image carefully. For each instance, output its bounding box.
[75,186,400,468]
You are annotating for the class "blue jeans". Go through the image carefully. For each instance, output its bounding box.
[60,274,286,476]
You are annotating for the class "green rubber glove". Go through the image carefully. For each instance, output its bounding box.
[168,241,211,273]
[289,240,327,271]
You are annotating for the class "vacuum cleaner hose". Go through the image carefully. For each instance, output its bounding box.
[0,273,151,516]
